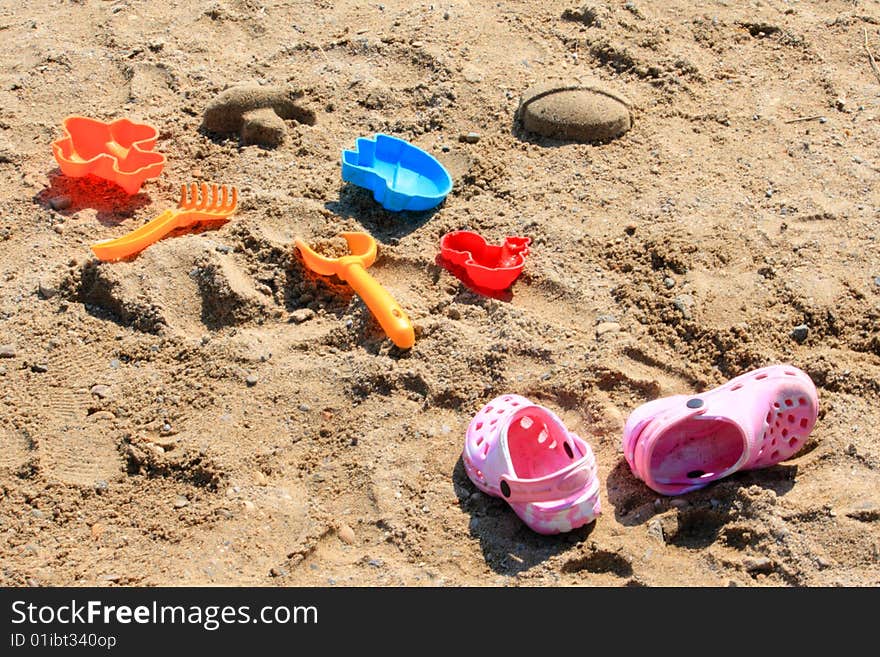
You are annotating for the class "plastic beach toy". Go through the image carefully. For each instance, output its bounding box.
[295,232,415,349]
[52,116,166,194]
[622,365,819,496]
[463,394,601,535]
[341,134,452,212]
[439,231,530,292]
[91,183,238,262]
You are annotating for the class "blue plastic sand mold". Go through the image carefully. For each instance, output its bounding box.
[341,134,452,212]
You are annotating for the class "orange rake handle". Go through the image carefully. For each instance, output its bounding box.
[337,259,415,349]
[90,183,237,262]
[90,209,180,262]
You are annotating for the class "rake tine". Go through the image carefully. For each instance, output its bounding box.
[178,184,187,208]
[230,187,238,210]
[210,183,218,209]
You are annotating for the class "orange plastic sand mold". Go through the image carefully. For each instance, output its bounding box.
[52,116,166,195]
[90,183,238,262]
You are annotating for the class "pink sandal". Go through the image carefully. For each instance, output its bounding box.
[462,394,601,535]
[622,365,819,495]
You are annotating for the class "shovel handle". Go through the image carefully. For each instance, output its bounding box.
[341,262,415,349]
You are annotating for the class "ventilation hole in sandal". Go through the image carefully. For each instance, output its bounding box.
[497,408,504,414]
[519,416,533,429]
[756,373,768,380]
[485,406,493,413]
[482,443,490,457]
[500,480,511,497]
[537,428,548,444]
[687,469,705,478]
[785,399,793,407]
[475,422,483,430]
[511,402,519,406]
[731,383,743,391]
[789,437,798,448]
[785,370,796,376]
[475,436,483,446]
[775,421,780,428]
[773,402,780,409]
[782,428,789,438]
[788,414,795,423]
[564,442,574,458]
[771,438,777,447]
[766,411,773,424]
[771,450,780,460]
[800,417,809,428]
[798,397,807,406]
[490,419,498,426]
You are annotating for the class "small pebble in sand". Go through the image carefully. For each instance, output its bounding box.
[245,373,258,387]
[48,195,71,211]
[38,279,58,299]
[173,496,189,509]
[0,344,15,358]
[459,131,480,143]
[664,277,675,289]
[673,295,694,319]
[595,322,621,339]
[91,523,106,540]
[298,403,311,412]
[743,556,773,573]
[90,384,111,399]
[790,324,809,343]
[337,523,356,544]
[31,363,48,373]
[290,308,315,324]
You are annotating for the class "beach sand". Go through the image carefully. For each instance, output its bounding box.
[1,0,878,586]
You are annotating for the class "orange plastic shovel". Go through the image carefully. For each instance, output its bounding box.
[295,232,415,349]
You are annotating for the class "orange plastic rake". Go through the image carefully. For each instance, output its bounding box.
[90,183,238,262]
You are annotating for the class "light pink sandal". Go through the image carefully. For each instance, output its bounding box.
[462,394,601,535]
[622,365,819,495]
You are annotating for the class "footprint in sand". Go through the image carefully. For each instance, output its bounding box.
[25,347,124,486]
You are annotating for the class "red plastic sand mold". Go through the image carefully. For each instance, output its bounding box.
[439,230,531,292]
[52,116,166,195]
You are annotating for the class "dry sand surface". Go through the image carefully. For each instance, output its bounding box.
[1,0,879,587]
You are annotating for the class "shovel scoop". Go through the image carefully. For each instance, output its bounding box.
[294,231,415,349]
